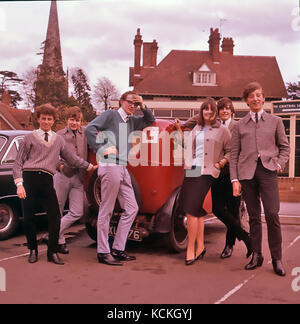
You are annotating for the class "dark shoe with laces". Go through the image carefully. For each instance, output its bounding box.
[111,249,136,261]
[97,253,123,266]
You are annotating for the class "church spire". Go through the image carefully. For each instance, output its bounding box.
[42,0,63,71]
[35,0,68,108]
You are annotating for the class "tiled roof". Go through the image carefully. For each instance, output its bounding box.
[134,50,287,99]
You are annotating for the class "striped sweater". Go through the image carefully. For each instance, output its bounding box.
[13,130,90,184]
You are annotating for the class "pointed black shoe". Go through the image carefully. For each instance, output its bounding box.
[111,249,136,261]
[185,257,195,265]
[196,248,207,260]
[272,260,286,277]
[245,252,264,270]
[221,245,233,259]
[47,252,64,265]
[98,253,123,266]
[28,249,38,263]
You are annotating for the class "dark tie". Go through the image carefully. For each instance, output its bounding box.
[255,112,258,123]
[125,116,129,122]
[44,132,49,142]
[222,120,226,125]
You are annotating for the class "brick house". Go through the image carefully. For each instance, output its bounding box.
[129,28,287,120]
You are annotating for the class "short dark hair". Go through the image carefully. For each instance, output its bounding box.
[119,90,138,107]
[197,97,218,126]
[66,106,83,121]
[243,82,264,101]
[217,97,235,114]
[35,103,57,119]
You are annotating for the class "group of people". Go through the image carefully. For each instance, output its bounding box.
[174,81,290,277]
[13,82,290,277]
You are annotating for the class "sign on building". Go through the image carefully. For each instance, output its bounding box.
[272,100,300,115]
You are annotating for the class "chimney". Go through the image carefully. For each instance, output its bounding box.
[208,28,221,63]
[151,40,158,67]
[221,37,234,55]
[134,28,143,75]
[143,42,152,67]
[1,90,11,107]
[143,39,158,67]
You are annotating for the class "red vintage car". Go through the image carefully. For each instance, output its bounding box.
[84,119,212,252]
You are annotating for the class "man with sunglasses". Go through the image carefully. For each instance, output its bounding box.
[85,91,155,266]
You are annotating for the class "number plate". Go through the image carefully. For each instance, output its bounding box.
[109,224,142,242]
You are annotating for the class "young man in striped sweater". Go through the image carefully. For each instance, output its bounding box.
[13,104,97,265]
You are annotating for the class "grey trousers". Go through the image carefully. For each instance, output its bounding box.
[53,172,84,244]
[97,165,138,254]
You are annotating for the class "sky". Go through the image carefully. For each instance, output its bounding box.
[0,0,300,109]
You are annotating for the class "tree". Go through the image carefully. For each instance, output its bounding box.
[20,67,38,110]
[286,80,300,100]
[93,77,120,112]
[70,68,96,122]
[0,71,23,107]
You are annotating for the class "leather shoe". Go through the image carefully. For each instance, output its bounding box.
[111,249,136,261]
[47,252,64,265]
[245,252,264,270]
[58,243,69,254]
[272,260,286,277]
[28,249,38,263]
[221,245,233,259]
[98,253,123,266]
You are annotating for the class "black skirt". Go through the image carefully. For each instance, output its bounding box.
[179,173,214,218]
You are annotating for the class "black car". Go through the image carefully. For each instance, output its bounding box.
[0,130,31,240]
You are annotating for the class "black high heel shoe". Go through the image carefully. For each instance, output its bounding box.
[185,258,196,266]
[195,248,206,261]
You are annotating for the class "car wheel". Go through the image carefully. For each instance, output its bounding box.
[164,191,188,253]
[0,203,20,240]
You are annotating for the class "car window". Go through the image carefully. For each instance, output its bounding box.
[0,136,7,152]
[1,137,23,165]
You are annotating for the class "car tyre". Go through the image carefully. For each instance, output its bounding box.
[0,203,20,240]
[164,191,188,253]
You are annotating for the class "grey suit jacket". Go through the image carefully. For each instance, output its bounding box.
[57,126,88,182]
[230,111,290,181]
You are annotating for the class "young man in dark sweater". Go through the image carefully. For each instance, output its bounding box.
[85,91,155,266]
[13,104,97,265]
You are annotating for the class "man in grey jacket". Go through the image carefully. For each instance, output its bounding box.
[230,82,290,276]
[54,107,88,254]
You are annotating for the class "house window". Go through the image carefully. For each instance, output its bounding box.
[193,72,216,86]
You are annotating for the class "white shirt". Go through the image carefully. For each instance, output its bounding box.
[118,108,130,122]
[221,117,231,128]
[37,128,54,142]
[249,109,264,123]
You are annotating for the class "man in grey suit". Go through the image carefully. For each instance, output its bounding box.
[230,82,290,276]
[53,107,89,254]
